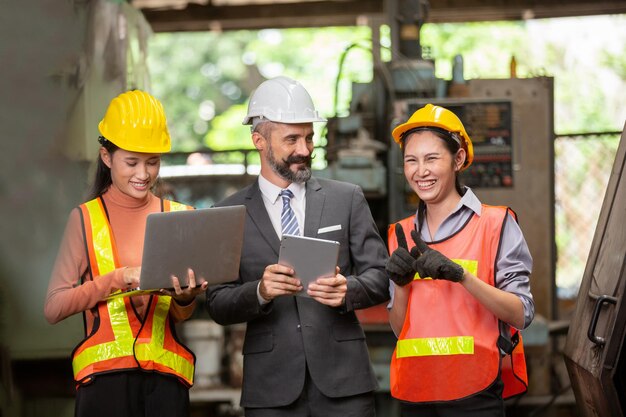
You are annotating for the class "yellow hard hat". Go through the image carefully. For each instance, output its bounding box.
[98,90,171,153]
[392,103,474,170]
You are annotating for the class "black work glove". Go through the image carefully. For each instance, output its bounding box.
[411,230,465,282]
[386,223,419,286]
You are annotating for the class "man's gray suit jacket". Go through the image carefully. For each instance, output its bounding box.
[206,176,390,408]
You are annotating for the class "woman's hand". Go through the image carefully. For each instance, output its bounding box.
[162,268,209,305]
[122,267,141,288]
[411,230,464,282]
[386,223,419,286]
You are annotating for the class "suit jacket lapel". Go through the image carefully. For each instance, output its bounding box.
[304,177,325,237]
[245,180,281,256]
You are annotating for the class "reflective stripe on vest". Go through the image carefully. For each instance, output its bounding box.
[134,296,195,384]
[164,200,191,212]
[399,259,478,358]
[72,197,195,386]
[84,198,117,277]
[396,336,475,357]
[388,207,528,402]
[72,297,136,378]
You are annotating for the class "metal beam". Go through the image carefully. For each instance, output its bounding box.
[427,1,626,22]
[138,0,626,32]
[141,0,384,32]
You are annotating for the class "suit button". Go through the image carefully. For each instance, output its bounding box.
[297,324,301,331]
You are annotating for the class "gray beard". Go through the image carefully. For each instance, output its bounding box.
[267,145,312,184]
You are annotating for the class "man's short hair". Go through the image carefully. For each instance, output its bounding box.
[252,119,274,139]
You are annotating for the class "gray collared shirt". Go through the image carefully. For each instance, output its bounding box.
[389,187,535,330]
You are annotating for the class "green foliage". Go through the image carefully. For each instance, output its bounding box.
[205,103,251,151]
[603,46,626,80]
[421,21,528,80]
[149,31,256,151]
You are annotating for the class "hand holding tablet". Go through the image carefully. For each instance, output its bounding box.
[278,235,340,297]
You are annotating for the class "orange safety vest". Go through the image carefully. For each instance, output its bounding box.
[388,206,528,403]
[71,197,196,387]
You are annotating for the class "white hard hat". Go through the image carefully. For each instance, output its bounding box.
[242,76,327,125]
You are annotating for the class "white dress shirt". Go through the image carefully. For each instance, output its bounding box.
[256,174,307,304]
[258,174,306,238]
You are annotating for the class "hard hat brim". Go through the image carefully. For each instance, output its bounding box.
[242,114,327,125]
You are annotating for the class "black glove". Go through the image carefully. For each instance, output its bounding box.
[411,230,465,282]
[386,223,419,286]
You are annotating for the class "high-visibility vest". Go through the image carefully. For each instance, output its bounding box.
[388,206,528,403]
[71,197,196,387]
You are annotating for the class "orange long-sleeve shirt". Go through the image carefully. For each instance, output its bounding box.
[44,185,195,333]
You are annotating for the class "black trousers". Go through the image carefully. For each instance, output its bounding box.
[244,366,376,417]
[399,378,505,417]
[75,371,189,417]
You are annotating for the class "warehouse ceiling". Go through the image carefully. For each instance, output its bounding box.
[131,0,626,32]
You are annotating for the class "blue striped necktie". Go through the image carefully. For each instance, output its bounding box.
[280,189,300,236]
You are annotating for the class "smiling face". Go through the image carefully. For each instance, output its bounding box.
[403,130,466,207]
[254,121,314,188]
[100,147,161,200]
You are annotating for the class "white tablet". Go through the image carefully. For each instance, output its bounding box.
[278,234,340,297]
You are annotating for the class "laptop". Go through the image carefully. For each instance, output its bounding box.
[137,205,246,291]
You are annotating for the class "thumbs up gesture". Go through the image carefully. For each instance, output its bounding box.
[411,230,465,283]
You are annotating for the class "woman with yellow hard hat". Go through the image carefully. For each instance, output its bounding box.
[385,104,534,416]
[44,90,208,417]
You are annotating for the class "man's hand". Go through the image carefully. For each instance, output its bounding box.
[163,268,209,305]
[386,223,419,286]
[259,264,303,302]
[308,267,347,307]
[411,230,464,282]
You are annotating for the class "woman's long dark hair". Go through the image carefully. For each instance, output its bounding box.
[401,128,466,237]
[86,137,119,201]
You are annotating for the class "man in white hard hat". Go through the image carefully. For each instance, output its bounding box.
[207,76,389,416]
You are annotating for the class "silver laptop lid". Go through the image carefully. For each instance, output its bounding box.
[139,205,245,290]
